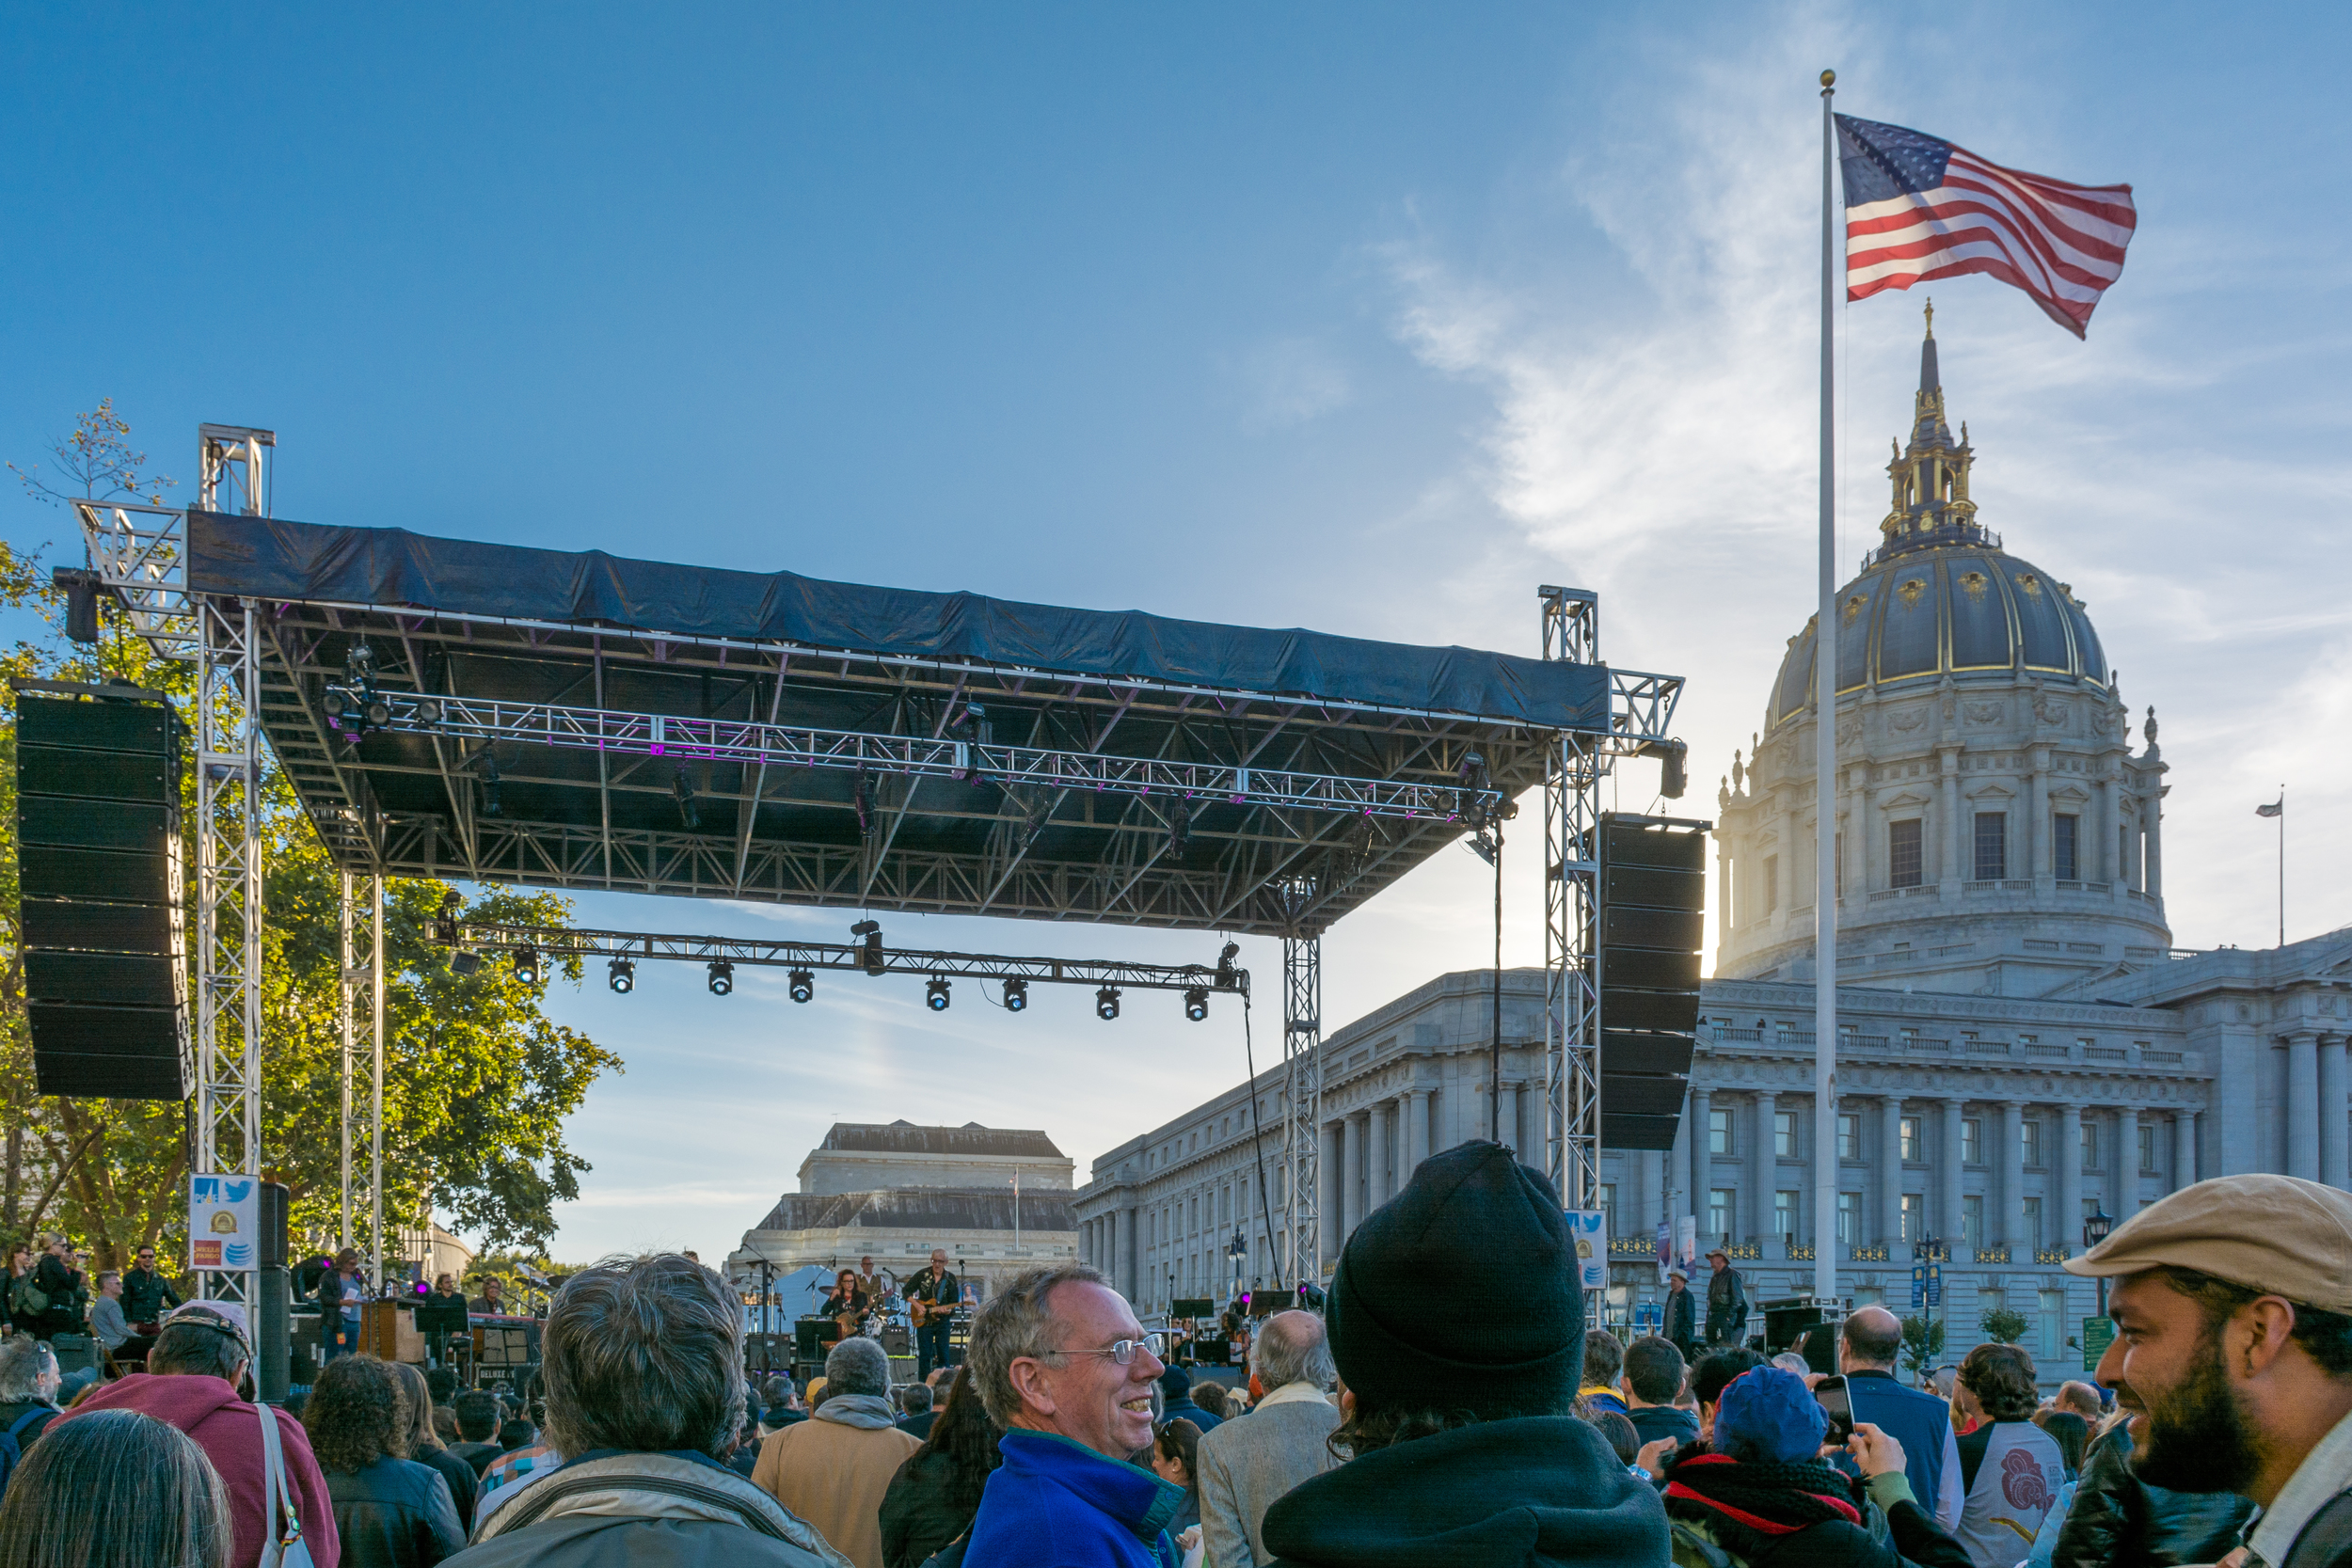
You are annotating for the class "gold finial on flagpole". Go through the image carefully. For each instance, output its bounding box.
[1820,69,1836,87]
[1924,298,1934,338]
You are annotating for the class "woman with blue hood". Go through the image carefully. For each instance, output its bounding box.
[1661,1365,1972,1567]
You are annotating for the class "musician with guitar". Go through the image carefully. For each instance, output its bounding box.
[822,1269,869,1341]
[904,1248,960,1379]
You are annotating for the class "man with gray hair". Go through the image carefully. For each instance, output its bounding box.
[1195,1310,1338,1567]
[451,1253,844,1568]
[753,1336,920,1568]
[0,1336,65,1452]
[962,1263,1185,1568]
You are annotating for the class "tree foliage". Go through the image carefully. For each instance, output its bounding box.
[0,405,622,1272]
[1979,1306,2030,1346]
[1899,1312,1947,1374]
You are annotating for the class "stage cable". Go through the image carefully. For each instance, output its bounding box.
[1239,986,1286,1291]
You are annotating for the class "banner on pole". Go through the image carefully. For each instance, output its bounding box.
[1565,1211,1609,1291]
[188,1173,259,1270]
[1677,1215,1697,1269]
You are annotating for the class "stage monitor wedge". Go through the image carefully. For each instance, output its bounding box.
[15,686,192,1101]
[1595,812,1709,1151]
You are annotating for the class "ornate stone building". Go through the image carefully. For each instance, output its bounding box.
[1073,319,2352,1374]
[727,1120,1075,1304]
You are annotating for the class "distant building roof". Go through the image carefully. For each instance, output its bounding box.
[818,1120,1065,1159]
[753,1186,1077,1233]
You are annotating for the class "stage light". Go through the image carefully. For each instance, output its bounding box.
[450,949,482,977]
[926,978,952,1012]
[1168,797,1190,860]
[479,754,501,818]
[788,969,815,1004]
[707,959,735,996]
[608,958,634,994]
[363,695,393,729]
[1468,830,1499,867]
[1214,942,1239,989]
[852,919,884,975]
[1095,986,1121,1022]
[674,765,701,831]
[1184,987,1209,1022]
[1003,977,1027,1012]
[513,947,540,985]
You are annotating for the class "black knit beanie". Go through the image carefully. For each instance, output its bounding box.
[1326,1140,1584,1419]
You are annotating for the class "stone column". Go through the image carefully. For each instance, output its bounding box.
[2145,786,2165,898]
[1939,748,1963,891]
[2094,769,2115,888]
[2289,1031,2322,1181]
[1942,1099,1967,1251]
[1752,1091,1779,1246]
[2173,1111,2199,1194]
[2029,746,2052,885]
[1321,1124,1343,1260]
[2109,1107,2132,1221]
[1880,1096,1906,1249]
[2124,792,2144,891]
[1369,1099,1392,1210]
[1341,1114,1365,1243]
[1998,1101,2026,1254]
[2322,1037,2350,1190]
[1406,1087,1432,1178]
[2056,1103,2082,1257]
[1690,1086,1714,1241]
[1861,771,1882,895]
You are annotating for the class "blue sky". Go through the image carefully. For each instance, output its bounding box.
[7,3,2347,1261]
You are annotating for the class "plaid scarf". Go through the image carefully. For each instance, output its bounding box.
[1664,1450,1861,1535]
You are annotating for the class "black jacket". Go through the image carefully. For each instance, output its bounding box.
[0,1400,60,1446]
[325,1456,466,1568]
[415,1444,482,1536]
[1704,1268,1747,1345]
[1261,1414,1668,1567]
[881,1447,989,1568]
[121,1266,182,1326]
[2051,1423,2254,1568]
[1662,1451,1971,1568]
[1629,1404,1701,1451]
[31,1255,83,1336]
[1665,1288,1697,1352]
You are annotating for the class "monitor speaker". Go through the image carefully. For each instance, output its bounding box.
[1596,814,1708,1151]
[15,689,190,1100]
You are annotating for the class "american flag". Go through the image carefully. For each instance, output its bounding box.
[1836,114,2137,339]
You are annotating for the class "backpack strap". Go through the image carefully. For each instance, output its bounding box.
[5,1410,45,1441]
[2284,1489,2352,1568]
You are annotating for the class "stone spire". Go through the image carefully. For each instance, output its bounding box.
[1877,299,1985,559]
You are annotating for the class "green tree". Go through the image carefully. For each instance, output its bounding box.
[1900,1312,1947,1374]
[1,404,623,1272]
[1979,1306,2030,1345]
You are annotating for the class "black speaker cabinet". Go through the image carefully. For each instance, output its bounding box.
[15,689,190,1100]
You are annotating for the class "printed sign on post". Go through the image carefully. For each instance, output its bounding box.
[2082,1316,2115,1373]
[188,1174,259,1270]
[1677,1214,1697,1268]
[1565,1210,1609,1291]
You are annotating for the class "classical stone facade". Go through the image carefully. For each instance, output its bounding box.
[1073,317,2352,1378]
[728,1120,1076,1303]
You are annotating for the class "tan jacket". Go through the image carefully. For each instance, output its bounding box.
[753,1408,922,1568]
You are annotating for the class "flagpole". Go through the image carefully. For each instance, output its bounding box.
[2278,790,2285,947]
[1814,69,1840,1310]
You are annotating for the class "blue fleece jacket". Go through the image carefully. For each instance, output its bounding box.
[964,1429,1184,1568]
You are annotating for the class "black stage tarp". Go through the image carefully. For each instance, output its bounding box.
[190,512,1606,728]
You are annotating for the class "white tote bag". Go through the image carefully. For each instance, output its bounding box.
[255,1402,317,1568]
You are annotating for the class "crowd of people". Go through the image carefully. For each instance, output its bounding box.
[0,1161,2345,1568]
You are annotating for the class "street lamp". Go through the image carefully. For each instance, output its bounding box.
[2084,1206,2115,1316]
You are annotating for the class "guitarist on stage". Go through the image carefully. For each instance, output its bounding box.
[904,1248,960,1380]
[821,1268,869,1341]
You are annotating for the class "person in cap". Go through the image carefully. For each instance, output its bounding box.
[1153,1364,1222,1433]
[1703,1249,1747,1350]
[1660,1365,1970,1568]
[54,1302,343,1568]
[1663,1268,1697,1363]
[1255,1141,1668,1567]
[2064,1172,2352,1568]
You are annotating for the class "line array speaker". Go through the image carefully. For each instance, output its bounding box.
[16,689,191,1100]
[1596,812,1708,1150]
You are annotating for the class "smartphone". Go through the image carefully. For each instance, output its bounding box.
[1815,1374,1854,1446]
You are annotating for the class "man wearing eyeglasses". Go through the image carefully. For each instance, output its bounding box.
[962,1264,1187,1567]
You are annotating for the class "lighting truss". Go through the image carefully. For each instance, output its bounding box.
[1278,877,1322,1290]
[1540,586,1605,1218]
[438,921,1252,999]
[340,871,387,1289]
[321,687,1508,827]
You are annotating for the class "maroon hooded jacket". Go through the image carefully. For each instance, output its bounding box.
[56,1373,342,1568]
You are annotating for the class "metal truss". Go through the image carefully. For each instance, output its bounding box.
[1277,879,1322,1289]
[322,688,1507,826]
[1540,588,1607,1213]
[446,920,1250,999]
[70,499,197,659]
[194,594,264,1304]
[340,872,387,1289]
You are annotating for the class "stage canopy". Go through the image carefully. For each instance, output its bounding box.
[192,511,1613,938]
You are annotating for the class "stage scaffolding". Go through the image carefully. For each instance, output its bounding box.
[76,430,1683,1298]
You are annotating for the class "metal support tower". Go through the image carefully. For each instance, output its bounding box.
[1278,878,1322,1290]
[340,872,387,1289]
[191,428,272,1305]
[1540,587,1606,1211]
